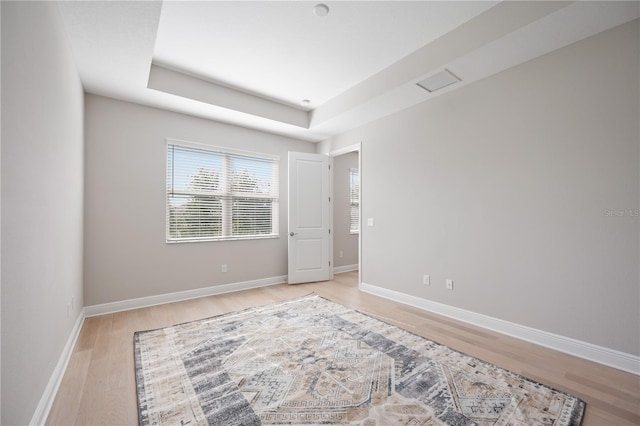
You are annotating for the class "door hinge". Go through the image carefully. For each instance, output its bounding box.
[329,261,331,266]
[328,164,331,170]
[328,196,331,202]
[328,228,331,234]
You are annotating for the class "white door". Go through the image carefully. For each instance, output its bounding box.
[288,152,331,284]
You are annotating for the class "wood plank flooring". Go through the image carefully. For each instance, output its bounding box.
[46,271,639,425]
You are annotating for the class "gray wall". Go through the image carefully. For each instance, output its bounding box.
[1,2,85,424]
[84,95,315,306]
[333,152,359,268]
[322,20,640,356]
[0,3,3,422]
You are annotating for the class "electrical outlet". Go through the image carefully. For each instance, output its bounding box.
[423,274,430,286]
[339,250,344,258]
[221,264,228,273]
[446,279,453,290]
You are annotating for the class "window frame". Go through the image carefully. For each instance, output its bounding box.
[166,138,280,243]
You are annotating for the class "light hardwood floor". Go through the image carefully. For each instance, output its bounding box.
[47,271,639,425]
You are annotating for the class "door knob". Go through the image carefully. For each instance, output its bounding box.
[289,232,297,237]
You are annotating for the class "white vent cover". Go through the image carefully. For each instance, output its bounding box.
[416,69,461,92]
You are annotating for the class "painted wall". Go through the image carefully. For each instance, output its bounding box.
[1,2,85,424]
[84,95,315,306]
[333,152,359,268]
[321,20,640,356]
[0,3,3,422]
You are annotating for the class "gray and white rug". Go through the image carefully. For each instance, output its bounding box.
[134,293,585,425]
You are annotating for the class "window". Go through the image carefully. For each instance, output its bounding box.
[350,168,360,234]
[166,140,279,242]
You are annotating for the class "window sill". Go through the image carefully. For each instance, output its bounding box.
[166,234,279,244]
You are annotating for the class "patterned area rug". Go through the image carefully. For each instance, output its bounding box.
[134,294,585,425]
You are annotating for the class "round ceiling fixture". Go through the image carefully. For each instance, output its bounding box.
[300,99,311,107]
[313,4,330,17]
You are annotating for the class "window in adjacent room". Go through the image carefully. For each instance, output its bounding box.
[350,167,360,234]
[166,140,279,242]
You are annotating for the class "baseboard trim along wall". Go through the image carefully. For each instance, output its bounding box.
[30,309,86,426]
[360,282,640,375]
[33,275,287,424]
[333,264,359,274]
[33,275,638,424]
[85,275,287,317]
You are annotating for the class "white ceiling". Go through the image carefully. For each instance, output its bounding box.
[153,1,496,109]
[57,1,640,143]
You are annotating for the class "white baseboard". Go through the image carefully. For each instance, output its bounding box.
[333,264,359,274]
[85,275,287,317]
[34,275,287,424]
[34,277,637,425]
[30,308,86,426]
[360,282,640,375]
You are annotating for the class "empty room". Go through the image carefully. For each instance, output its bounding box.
[1,1,639,425]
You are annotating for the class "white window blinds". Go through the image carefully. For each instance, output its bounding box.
[167,141,279,242]
[350,168,360,234]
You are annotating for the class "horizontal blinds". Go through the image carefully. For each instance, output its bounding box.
[232,198,274,236]
[350,168,360,234]
[167,143,279,241]
[168,194,222,239]
[230,155,278,197]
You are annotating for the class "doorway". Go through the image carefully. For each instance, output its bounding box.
[330,144,361,282]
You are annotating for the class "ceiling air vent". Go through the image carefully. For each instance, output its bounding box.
[416,69,461,93]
